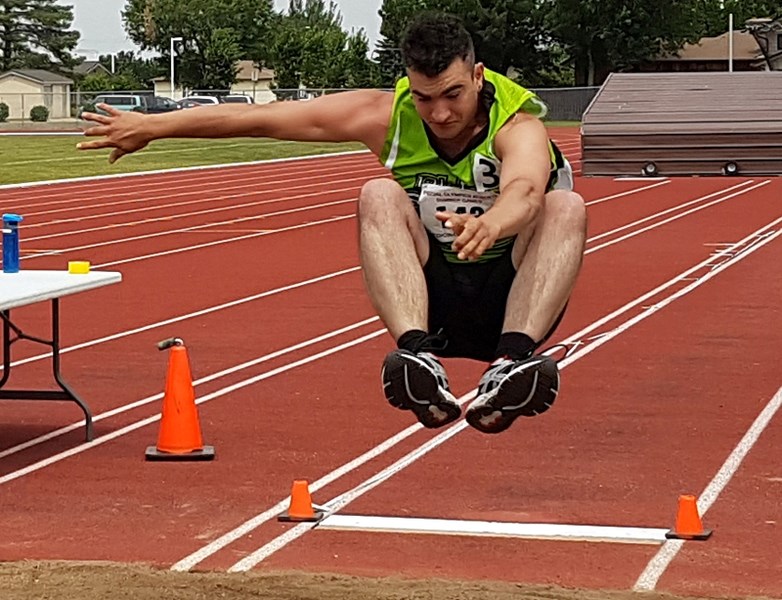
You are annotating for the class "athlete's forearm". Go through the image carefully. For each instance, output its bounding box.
[144,103,280,141]
[143,91,390,146]
[486,178,544,238]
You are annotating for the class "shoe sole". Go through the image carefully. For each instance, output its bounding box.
[382,351,461,429]
[465,358,559,434]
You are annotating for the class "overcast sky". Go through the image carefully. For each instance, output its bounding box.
[60,0,382,58]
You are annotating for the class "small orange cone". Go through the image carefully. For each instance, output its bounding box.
[665,494,712,540]
[145,338,215,461]
[278,480,325,522]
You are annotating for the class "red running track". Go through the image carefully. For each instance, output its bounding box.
[0,131,781,598]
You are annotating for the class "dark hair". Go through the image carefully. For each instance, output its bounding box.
[400,12,475,77]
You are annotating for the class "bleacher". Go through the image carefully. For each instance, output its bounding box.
[580,72,782,177]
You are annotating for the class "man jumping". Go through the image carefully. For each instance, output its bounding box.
[78,12,587,434]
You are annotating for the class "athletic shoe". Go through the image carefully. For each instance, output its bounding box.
[381,349,461,428]
[465,355,559,434]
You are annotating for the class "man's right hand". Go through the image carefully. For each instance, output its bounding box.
[77,104,151,164]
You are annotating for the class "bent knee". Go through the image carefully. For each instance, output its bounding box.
[544,189,587,232]
[358,178,414,221]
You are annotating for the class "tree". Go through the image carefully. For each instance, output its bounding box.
[79,71,144,92]
[122,0,275,90]
[267,0,379,89]
[695,0,781,37]
[545,0,703,86]
[338,31,382,88]
[375,0,557,87]
[376,0,441,86]
[97,50,163,90]
[0,0,80,72]
[460,0,555,85]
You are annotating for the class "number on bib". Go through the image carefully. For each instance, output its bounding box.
[474,154,501,192]
[419,184,496,242]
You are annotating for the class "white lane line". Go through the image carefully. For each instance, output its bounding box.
[588,180,756,243]
[6,175,750,387]
[25,198,355,258]
[225,221,782,571]
[584,179,670,206]
[0,313,376,461]
[0,150,371,190]
[4,155,377,207]
[0,329,387,486]
[92,214,355,268]
[0,266,360,374]
[318,515,670,544]
[226,414,468,573]
[171,388,477,572]
[634,385,782,590]
[587,181,769,253]
[0,131,83,137]
[20,174,670,256]
[171,218,773,572]
[3,182,768,570]
[22,174,379,237]
[25,179,752,273]
[3,187,775,466]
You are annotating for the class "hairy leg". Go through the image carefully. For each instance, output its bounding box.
[358,178,430,341]
[505,189,587,340]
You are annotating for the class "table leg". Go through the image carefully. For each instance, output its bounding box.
[0,301,94,442]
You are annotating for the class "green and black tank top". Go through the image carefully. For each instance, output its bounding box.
[380,68,568,263]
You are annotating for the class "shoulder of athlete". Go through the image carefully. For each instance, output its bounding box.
[493,112,549,161]
[312,89,394,156]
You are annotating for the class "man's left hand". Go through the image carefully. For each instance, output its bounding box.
[435,211,501,261]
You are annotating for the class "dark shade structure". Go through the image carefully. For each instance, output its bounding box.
[581,72,782,177]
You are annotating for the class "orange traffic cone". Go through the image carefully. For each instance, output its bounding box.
[145,338,215,461]
[665,494,712,540]
[278,480,325,522]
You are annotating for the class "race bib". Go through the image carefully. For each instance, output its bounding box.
[418,184,497,243]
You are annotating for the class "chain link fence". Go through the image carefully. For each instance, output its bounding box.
[0,86,599,123]
[270,86,599,121]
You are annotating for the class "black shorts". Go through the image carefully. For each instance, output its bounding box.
[424,234,565,362]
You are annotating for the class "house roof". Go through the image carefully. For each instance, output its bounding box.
[0,69,74,84]
[152,61,275,83]
[235,61,274,81]
[659,31,762,62]
[746,16,782,32]
[74,60,111,76]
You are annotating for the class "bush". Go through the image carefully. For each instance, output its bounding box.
[77,102,96,118]
[0,102,8,122]
[30,105,49,122]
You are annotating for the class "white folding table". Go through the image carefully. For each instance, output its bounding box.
[0,270,122,441]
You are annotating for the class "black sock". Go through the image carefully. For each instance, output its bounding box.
[397,329,429,353]
[494,332,538,361]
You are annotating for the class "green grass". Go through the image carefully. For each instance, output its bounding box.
[544,120,581,127]
[0,121,580,185]
[0,136,367,185]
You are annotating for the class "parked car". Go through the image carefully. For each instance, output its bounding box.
[222,94,254,104]
[78,94,145,118]
[176,98,206,109]
[182,95,221,105]
[144,96,181,114]
[78,94,181,118]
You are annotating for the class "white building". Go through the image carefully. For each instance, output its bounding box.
[154,60,276,103]
[0,69,73,119]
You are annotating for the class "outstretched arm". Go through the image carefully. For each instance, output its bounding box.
[78,90,393,163]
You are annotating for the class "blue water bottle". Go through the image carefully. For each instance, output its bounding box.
[2,213,23,273]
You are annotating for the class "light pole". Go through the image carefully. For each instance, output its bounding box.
[170,36,183,99]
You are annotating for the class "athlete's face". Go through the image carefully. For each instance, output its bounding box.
[408,59,484,141]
